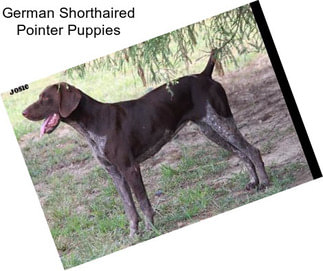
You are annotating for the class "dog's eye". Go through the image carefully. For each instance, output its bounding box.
[39,95,49,105]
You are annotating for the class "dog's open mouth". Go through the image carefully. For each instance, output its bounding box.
[40,113,60,137]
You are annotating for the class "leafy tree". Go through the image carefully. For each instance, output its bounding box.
[68,4,264,86]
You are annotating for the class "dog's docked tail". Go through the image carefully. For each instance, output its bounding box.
[200,49,216,77]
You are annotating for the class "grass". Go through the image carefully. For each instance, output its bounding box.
[1,68,147,140]
[17,120,310,269]
[1,35,260,141]
[0,45,311,269]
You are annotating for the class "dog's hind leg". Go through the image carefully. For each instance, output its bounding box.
[196,121,259,189]
[199,103,270,189]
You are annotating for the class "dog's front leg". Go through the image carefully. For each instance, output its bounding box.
[122,165,155,231]
[106,165,140,237]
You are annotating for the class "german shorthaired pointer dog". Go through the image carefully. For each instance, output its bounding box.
[23,50,269,236]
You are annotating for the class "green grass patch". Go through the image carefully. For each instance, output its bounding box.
[0,48,307,269]
[177,184,215,219]
[159,144,230,192]
[19,125,308,269]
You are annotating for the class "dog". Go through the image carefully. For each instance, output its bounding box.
[22,50,270,236]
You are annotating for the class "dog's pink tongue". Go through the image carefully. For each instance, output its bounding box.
[40,116,51,137]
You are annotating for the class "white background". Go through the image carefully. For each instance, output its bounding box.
[0,0,322,270]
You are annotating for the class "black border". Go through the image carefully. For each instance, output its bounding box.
[250,1,322,179]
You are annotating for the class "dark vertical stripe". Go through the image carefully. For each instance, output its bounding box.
[250,1,322,179]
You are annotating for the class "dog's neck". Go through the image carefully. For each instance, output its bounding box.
[63,92,110,137]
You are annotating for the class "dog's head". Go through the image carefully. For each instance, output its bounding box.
[22,83,81,136]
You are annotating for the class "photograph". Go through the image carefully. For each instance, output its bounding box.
[1,2,319,269]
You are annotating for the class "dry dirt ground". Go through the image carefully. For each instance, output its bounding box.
[18,54,314,267]
[140,54,312,193]
[21,54,313,214]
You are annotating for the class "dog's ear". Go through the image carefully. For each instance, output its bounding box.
[58,83,82,118]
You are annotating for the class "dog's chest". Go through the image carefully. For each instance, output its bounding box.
[68,121,107,160]
[87,132,107,158]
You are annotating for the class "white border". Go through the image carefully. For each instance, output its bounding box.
[0,1,322,270]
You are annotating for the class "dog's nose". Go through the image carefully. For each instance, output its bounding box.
[22,110,28,117]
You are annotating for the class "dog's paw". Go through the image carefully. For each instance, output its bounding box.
[246,179,270,191]
[129,228,139,238]
[257,181,270,191]
[245,181,258,190]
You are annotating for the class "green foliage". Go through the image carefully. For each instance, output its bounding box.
[199,5,264,66]
[67,4,264,84]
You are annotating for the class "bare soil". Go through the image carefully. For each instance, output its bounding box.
[25,54,312,222]
[140,54,312,191]
[19,54,314,267]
